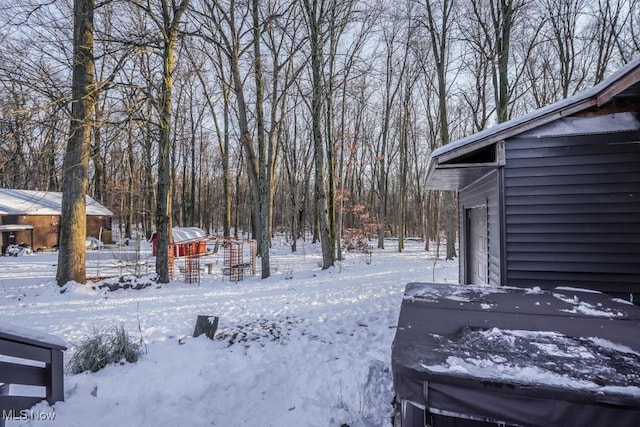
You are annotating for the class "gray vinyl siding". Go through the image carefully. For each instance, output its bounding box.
[459,170,501,286]
[504,131,640,293]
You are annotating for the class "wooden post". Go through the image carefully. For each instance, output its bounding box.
[47,349,65,404]
[193,316,219,340]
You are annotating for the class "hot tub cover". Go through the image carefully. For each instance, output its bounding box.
[391,283,640,426]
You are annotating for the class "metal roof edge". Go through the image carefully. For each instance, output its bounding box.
[437,99,597,164]
[85,194,114,216]
[425,156,439,189]
[430,58,640,164]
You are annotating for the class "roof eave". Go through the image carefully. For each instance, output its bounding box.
[425,98,598,190]
[436,98,597,165]
[426,58,640,191]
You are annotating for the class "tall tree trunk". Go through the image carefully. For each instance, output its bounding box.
[47,124,58,191]
[324,6,340,260]
[425,0,457,260]
[190,42,232,237]
[252,0,271,278]
[234,152,243,240]
[377,12,410,250]
[190,107,198,227]
[57,0,95,286]
[398,82,412,253]
[222,90,231,238]
[90,103,105,203]
[125,121,135,239]
[144,110,154,238]
[155,35,174,283]
[154,0,191,284]
[227,23,261,248]
[90,137,105,203]
[303,0,334,269]
[495,1,512,123]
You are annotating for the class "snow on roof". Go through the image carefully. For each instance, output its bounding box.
[0,189,112,216]
[430,56,640,161]
[0,224,34,231]
[172,227,207,242]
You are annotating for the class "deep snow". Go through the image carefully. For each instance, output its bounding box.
[1,238,457,426]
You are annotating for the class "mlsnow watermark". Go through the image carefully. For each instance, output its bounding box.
[2,409,56,421]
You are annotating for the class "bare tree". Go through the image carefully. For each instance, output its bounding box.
[546,0,589,98]
[397,63,420,252]
[193,0,302,277]
[0,1,72,193]
[464,0,539,124]
[334,6,378,260]
[193,0,263,247]
[374,2,413,250]
[281,96,314,252]
[9,0,635,273]
[421,0,457,259]
[322,0,360,259]
[302,0,334,269]
[57,0,96,285]
[521,0,589,109]
[617,0,640,63]
[587,0,628,83]
[128,0,191,283]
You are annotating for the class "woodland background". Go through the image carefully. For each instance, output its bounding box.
[0,0,638,279]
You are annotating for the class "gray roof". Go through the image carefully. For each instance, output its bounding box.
[0,189,113,216]
[427,57,640,190]
[0,224,34,231]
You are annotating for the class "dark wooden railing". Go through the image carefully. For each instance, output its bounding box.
[0,326,66,426]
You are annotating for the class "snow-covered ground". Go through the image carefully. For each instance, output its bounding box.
[0,238,457,427]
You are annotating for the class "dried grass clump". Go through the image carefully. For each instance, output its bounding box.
[67,324,144,374]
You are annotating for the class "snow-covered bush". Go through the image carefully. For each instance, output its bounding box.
[342,228,372,253]
[67,324,144,374]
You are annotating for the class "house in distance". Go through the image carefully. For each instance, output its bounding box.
[0,189,113,253]
[426,58,640,303]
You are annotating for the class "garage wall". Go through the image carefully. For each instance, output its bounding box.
[504,130,640,293]
[459,170,501,286]
[2,215,58,250]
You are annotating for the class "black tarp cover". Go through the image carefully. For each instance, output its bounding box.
[392,283,640,427]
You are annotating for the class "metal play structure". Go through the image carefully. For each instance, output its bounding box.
[222,239,257,282]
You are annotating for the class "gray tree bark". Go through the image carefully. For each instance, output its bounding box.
[303,0,334,269]
[424,0,457,260]
[154,0,191,283]
[56,0,96,286]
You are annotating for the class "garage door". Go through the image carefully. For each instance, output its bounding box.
[467,207,488,285]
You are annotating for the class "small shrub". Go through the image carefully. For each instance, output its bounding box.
[343,229,371,253]
[110,323,143,364]
[67,324,144,374]
[66,332,111,374]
